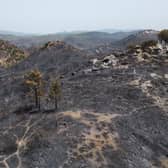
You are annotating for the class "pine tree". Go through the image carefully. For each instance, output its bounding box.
[24,69,44,111]
[49,79,62,110]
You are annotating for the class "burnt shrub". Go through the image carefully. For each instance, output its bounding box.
[141,40,157,50]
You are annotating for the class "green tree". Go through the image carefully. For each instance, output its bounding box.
[49,79,62,110]
[24,69,44,111]
[158,29,168,43]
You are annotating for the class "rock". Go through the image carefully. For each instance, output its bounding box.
[150,73,162,79]
[92,66,100,71]
[90,58,98,65]
[152,48,161,55]
[102,55,118,66]
[95,49,100,54]
[135,49,142,54]
[135,45,141,50]
[83,69,92,74]
[100,64,110,69]
[133,53,138,56]
[164,74,168,79]
[142,52,151,59]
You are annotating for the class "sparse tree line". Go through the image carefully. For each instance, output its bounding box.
[23,69,62,112]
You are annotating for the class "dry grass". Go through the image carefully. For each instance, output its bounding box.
[61,110,120,167]
[160,157,168,168]
[61,111,81,120]
[0,115,45,168]
[129,78,168,112]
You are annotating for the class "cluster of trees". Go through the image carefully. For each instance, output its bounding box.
[24,69,61,111]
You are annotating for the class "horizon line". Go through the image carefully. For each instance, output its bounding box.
[0,28,163,36]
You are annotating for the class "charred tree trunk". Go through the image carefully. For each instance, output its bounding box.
[54,96,58,111]
[34,87,38,108]
[38,96,41,111]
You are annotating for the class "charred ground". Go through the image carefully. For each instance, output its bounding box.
[0,38,168,168]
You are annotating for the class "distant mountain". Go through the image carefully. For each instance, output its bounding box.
[0,32,118,49]
[116,29,159,47]
[0,30,35,36]
[0,29,159,50]
[64,31,120,49]
[0,31,35,44]
[97,29,123,33]
[105,30,140,40]
[64,31,140,48]
[0,30,139,49]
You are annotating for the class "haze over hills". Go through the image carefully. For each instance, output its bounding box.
[0,29,157,49]
[0,29,138,36]
[0,30,34,36]
[115,30,159,48]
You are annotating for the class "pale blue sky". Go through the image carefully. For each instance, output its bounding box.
[0,0,167,34]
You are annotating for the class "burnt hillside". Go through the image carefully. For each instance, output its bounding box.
[0,41,168,168]
[0,40,27,68]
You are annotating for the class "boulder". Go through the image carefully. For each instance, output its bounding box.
[83,69,92,74]
[102,55,118,66]
[142,52,151,59]
[90,58,99,65]
[150,73,162,80]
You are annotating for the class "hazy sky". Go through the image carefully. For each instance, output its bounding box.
[0,0,167,34]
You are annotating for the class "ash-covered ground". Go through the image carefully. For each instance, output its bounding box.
[0,42,168,168]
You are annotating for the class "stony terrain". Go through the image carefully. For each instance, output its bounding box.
[0,39,168,168]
